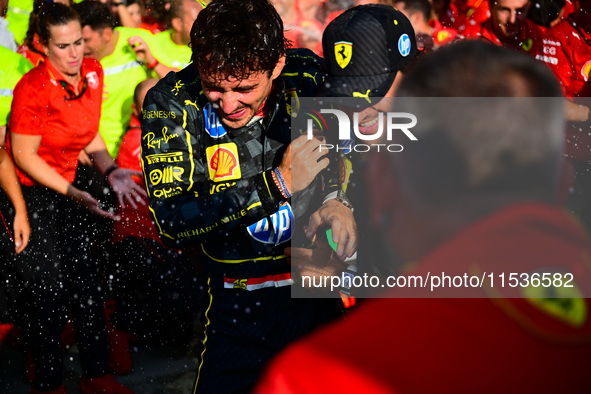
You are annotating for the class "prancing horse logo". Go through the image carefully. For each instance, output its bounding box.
[334,41,353,69]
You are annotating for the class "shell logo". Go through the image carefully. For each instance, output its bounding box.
[206,143,242,181]
[210,148,237,178]
[581,61,591,82]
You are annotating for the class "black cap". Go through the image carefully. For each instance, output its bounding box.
[320,4,417,103]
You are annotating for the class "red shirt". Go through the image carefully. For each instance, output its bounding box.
[432,0,490,29]
[460,18,544,56]
[536,13,591,159]
[112,115,162,244]
[432,22,460,47]
[451,0,490,30]
[562,0,578,21]
[434,1,459,29]
[537,13,591,99]
[9,58,104,186]
[256,204,591,393]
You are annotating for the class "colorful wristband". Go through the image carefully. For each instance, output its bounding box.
[275,168,291,198]
[272,169,291,199]
[147,58,159,69]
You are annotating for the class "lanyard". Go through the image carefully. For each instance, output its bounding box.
[59,77,87,101]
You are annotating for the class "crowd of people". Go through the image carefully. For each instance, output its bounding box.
[0,0,590,393]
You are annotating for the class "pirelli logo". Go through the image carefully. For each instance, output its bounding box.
[146,152,183,164]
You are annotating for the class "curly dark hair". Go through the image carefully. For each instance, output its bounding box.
[190,0,289,80]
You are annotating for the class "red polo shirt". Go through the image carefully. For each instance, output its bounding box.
[9,57,104,186]
[460,18,544,56]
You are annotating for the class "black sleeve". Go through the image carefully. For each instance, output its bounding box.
[140,79,287,248]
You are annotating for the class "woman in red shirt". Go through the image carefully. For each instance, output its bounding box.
[7,3,143,393]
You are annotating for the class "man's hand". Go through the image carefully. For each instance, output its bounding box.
[287,244,347,288]
[128,35,156,65]
[278,134,329,195]
[107,168,147,209]
[306,199,357,260]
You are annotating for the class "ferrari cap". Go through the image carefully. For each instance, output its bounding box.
[321,4,417,103]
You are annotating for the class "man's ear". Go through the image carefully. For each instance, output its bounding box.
[411,13,422,28]
[131,102,139,118]
[101,27,113,43]
[171,16,182,34]
[271,55,286,80]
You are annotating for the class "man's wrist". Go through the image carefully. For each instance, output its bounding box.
[323,189,353,211]
[146,58,159,69]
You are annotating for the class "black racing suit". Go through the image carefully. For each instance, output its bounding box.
[140,49,343,393]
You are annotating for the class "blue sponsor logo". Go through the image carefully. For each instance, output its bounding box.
[247,202,293,245]
[398,34,411,57]
[204,102,227,138]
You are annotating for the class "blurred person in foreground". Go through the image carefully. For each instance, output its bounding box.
[140,0,355,392]
[256,40,591,393]
[6,3,141,392]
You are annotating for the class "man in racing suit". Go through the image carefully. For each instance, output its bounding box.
[140,0,349,392]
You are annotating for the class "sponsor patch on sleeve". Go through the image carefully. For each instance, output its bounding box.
[205,143,241,181]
